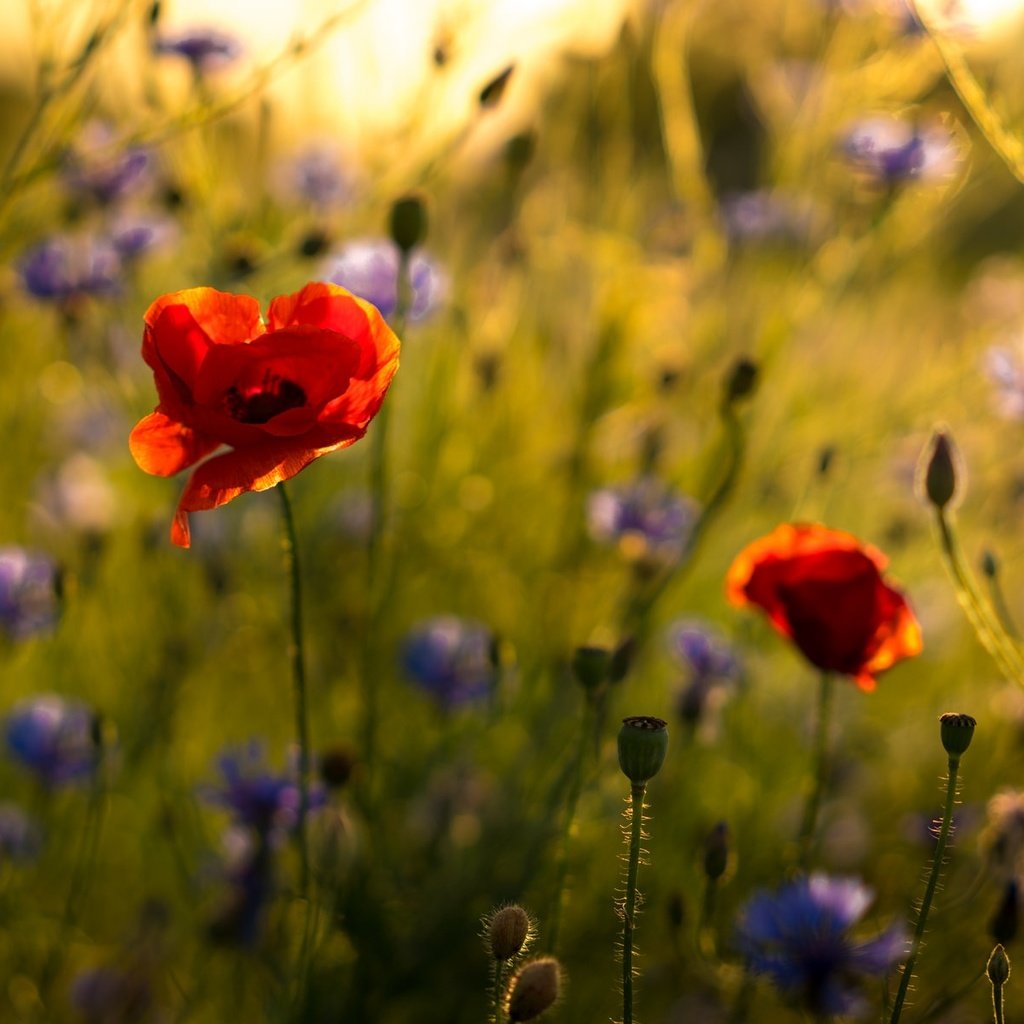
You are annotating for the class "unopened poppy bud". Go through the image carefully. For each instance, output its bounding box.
[389,195,428,254]
[485,905,533,961]
[666,890,686,931]
[618,716,668,785]
[939,712,976,758]
[921,430,959,510]
[988,944,1011,986]
[723,357,758,404]
[297,229,330,259]
[319,746,356,789]
[703,821,730,881]
[990,880,1019,946]
[148,0,161,26]
[506,957,561,1022]
[480,65,515,109]
[571,646,611,694]
[609,637,634,684]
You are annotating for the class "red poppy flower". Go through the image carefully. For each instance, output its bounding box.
[129,282,400,547]
[725,523,922,691]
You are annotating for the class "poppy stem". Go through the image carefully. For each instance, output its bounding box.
[277,482,314,1004]
[797,671,834,871]
[889,754,961,1024]
[622,781,647,1024]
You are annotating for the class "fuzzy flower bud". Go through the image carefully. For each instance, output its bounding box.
[939,712,976,759]
[485,905,533,962]
[919,429,960,510]
[617,716,668,785]
[703,821,730,882]
[724,357,758,404]
[988,944,1011,986]
[506,957,562,1022]
[389,195,428,254]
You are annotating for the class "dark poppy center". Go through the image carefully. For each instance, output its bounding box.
[225,373,307,424]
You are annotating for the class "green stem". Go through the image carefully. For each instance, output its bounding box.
[277,483,314,1018]
[797,672,835,871]
[936,510,1024,685]
[622,782,646,1024]
[547,694,603,953]
[889,756,961,1024]
[360,250,410,778]
[492,959,507,1024]
[993,983,1005,1024]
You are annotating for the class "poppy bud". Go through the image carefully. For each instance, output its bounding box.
[666,890,686,931]
[990,880,1019,946]
[506,957,561,1022]
[148,0,161,26]
[618,716,668,785]
[571,646,611,695]
[485,905,533,961]
[318,746,356,789]
[703,821,730,882]
[479,65,515,109]
[981,549,999,579]
[920,429,960,510]
[723,357,758,404]
[939,712,976,759]
[988,944,1011,986]
[609,637,634,684]
[389,195,428,254]
[297,229,331,259]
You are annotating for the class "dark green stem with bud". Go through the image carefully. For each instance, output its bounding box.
[889,714,976,1024]
[988,945,1010,1024]
[617,717,667,1024]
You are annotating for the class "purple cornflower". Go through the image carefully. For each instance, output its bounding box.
[107,211,176,262]
[736,874,906,1018]
[321,239,446,322]
[284,145,353,209]
[587,478,699,566]
[207,828,274,946]
[5,694,100,787]
[154,27,241,74]
[0,802,40,862]
[842,117,956,185]
[19,236,121,304]
[985,341,1024,420]
[668,620,740,728]
[401,616,498,708]
[0,547,61,640]
[61,122,150,206]
[204,742,324,837]
[720,190,816,245]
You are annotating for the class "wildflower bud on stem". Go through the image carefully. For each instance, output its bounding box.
[988,945,1010,1024]
[889,714,977,1024]
[505,957,561,1022]
[617,716,668,785]
[723,357,758,405]
[486,905,534,1023]
[920,429,960,511]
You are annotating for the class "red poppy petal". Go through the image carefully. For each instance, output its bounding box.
[267,282,372,336]
[144,288,266,346]
[169,435,358,547]
[129,412,220,477]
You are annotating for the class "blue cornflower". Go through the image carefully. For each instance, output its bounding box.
[986,342,1024,420]
[720,190,816,245]
[207,829,274,946]
[19,236,121,304]
[5,695,100,787]
[321,239,446,322]
[668,620,740,728]
[842,117,956,186]
[736,874,906,1018]
[154,27,242,73]
[0,547,61,640]
[284,145,353,209]
[204,742,324,837]
[0,802,40,862]
[108,212,176,262]
[587,478,699,567]
[401,616,497,708]
[61,122,151,206]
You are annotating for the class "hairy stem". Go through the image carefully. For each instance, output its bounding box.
[622,782,646,1024]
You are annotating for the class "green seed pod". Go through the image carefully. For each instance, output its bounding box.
[485,905,533,962]
[939,712,976,759]
[571,646,611,695]
[506,957,561,1022]
[389,195,428,254]
[703,821,730,882]
[618,716,668,785]
[988,944,1011,986]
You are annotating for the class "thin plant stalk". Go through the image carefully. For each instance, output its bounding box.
[360,250,411,779]
[622,782,646,1024]
[491,960,508,1024]
[797,671,835,871]
[888,754,961,1024]
[993,983,1005,1024]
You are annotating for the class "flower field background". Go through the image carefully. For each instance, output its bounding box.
[3,0,1024,1021]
